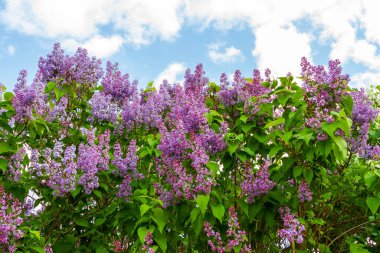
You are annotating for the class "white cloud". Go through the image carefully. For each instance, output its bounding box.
[62,35,124,58]
[0,0,111,39]
[7,45,15,56]
[2,0,380,88]
[154,62,186,88]
[350,72,380,89]
[252,24,312,77]
[208,43,243,63]
[0,0,183,45]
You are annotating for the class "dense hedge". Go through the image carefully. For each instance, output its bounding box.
[0,43,379,252]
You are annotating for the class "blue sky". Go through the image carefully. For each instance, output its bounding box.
[1,0,380,91]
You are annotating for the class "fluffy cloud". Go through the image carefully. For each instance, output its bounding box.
[350,71,380,89]
[2,0,380,86]
[208,43,243,63]
[154,62,186,88]
[252,24,312,77]
[62,35,123,58]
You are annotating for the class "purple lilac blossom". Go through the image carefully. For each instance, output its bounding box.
[7,147,27,182]
[38,43,103,90]
[0,186,24,252]
[112,140,142,201]
[203,207,251,252]
[350,89,379,159]
[300,57,350,129]
[278,206,305,244]
[241,160,276,203]
[77,130,110,194]
[298,180,313,202]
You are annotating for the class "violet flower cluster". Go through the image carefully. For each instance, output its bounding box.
[298,180,313,202]
[30,142,77,196]
[300,57,350,129]
[7,146,27,182]
[154,65,226,206]
[350,88,380,159]
[203,207,251,252]
[38,43,103,91]
[0,186,24,253]
[12,70,48,122]
[241,160,276,203]
[278,206,305,244]
[142,231,155,253]
[112,139,143,201]
[77,129,110,194]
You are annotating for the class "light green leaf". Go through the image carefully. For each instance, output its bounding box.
[0,158,7,172]
[366,197,380,215]
[0,142,11,154]
[264,117,285,128]
[140,204,152,217]
[364,171,377,188]
[211,203,225,223]
[196,194,210,215]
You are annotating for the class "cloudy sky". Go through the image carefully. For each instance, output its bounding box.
[0,0,380,91]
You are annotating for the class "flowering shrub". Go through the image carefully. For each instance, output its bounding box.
[0,43,379,252]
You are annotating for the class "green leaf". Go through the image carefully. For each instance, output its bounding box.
[137,226,148,244]
[140,204,152,217]
[264,117,285,128]
[240,115,248,123]
[95,247,109,253]
[294,128,313,145]
[95,217,107,226]
[227,140,239,155]
[211,203,225,223]
[310,218,325,225]
[29,245,45,253]
[154,231,167,253]
[3,92,14,101]
[0,142,11,154]
[293,166,303,178]
[350,244,371,253]
[269,145,282,157]
[366,197,380,215]
[152,208,166,233]
[341,95,353,116]
[196,194,210,215]
[364,171,377,188]
[73,216,90,227]
[0,158,7,172]
[303,169,314,185]
[70,186,81,198]
[206,161,220,175]
[44,81,56,93]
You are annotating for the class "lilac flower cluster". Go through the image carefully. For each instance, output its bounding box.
[0,186,24,253]
[7,147,27,182]
[350,89,380,159]
[203,207,251,252]
[30,142,77,196]
[38,43,103,90]
[298,180,313,202]
[241,160,276,203]
[12,70,49,122]
[300,57,350,129]
[278,206,305,244]
[217,69,271,110]
[112,140,143,201]
[154,65,226,206]
[77,130,110,194]
[142,231,155,253]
